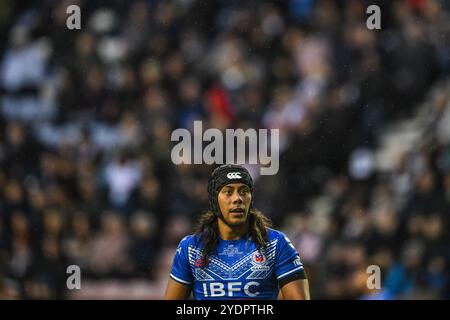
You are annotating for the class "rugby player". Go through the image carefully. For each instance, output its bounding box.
[164,164,310,300]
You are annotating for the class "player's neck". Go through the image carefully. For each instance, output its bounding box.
[218,220,248,240]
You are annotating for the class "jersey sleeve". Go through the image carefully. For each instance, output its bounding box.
[169,236,194,286]
[274,233,306,287]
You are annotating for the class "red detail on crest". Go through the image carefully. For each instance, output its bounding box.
[252,253,266,264]
[195,259,204,267]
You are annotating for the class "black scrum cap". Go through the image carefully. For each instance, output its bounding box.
[207,164,253,218]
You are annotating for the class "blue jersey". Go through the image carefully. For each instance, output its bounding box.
[169,228,305,300]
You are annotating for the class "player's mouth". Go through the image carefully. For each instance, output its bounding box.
[229,208,245,217]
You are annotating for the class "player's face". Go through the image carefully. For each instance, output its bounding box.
[217,183,252,226]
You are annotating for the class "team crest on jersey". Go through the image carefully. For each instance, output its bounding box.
[252,252,267,264]
[195,258,205,267]
[250,252,270,272]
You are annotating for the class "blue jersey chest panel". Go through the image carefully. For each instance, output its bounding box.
[170,229,304,300]
[188,238,278,282]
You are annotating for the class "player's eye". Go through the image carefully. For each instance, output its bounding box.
[240,188,249,195]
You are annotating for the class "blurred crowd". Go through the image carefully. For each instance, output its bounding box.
[0,0,449,299]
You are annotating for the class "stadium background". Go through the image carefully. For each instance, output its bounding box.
[0,0,449,299]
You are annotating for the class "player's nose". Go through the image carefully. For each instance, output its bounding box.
[231,191,243,203]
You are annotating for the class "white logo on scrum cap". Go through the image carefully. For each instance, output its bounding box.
[227,172,242,179]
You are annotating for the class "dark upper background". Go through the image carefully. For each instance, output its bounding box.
[0,0,449,299]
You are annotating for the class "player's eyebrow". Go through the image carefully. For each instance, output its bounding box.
[222,185,249,191]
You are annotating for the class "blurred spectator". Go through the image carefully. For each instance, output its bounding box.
[103,153,142,211]
[128,210,157,279]
[86,212,131,278]
[62,211,92,273]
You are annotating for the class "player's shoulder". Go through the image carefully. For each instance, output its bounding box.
[266,228,289,242]
[267,228,294,247]
[177,234,203,248]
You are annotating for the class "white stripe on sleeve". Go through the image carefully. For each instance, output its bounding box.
[170,274,192,285]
